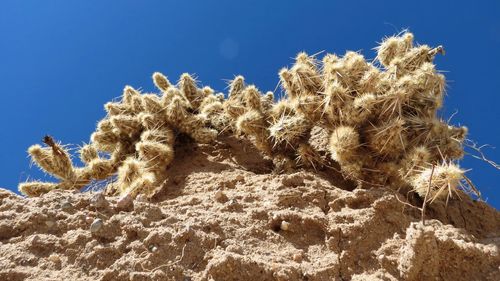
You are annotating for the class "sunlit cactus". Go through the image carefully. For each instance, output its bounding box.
[411,162,466,202]
[19,32,476,203]
[152,72,171,92]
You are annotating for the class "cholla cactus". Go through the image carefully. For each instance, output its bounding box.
[20,73,218,199]
[19,32,476,203]
[19,136,92,196]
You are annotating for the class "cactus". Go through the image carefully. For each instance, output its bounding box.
[19,32,477,203]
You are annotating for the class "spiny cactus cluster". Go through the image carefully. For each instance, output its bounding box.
[19,32,475,202]
[20,72,222,198]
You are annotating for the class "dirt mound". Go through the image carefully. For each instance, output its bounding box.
[1,139,499,280]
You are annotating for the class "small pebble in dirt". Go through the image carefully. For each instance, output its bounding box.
[85,216,94,224]
[280,221,291,231]
[292,252,303,262]
[30,235,40,246]
[149,245,158,252]
[45,220,55,228]
[48,254,61,264]
[90,193,108,209]
[116,194,134,211]
[90,218,104,233]
[214,190,228,203]
[225,244,243,254]
[60,201,73,211]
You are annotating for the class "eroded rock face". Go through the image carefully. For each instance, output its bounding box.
[1,142,499,281]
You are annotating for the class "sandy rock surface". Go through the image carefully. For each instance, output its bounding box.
[1,140,499,281]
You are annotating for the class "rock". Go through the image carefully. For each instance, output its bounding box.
[292,252,303,262]
[60,201,73,211]
[280,221,290,231]
[90,218,103,233]
[214,190,228,203]
[85,216,94,224]
[116,194,134,211]
[45,220,55,229]
[90,193,108,209]
[149,245,158,252]
[226,244,243,254]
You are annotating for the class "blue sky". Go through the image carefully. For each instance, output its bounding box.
[1,1,499,208]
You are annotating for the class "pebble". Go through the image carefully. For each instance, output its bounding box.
[214,190,228,203]
[116,194,134,211]
[85,216,94,224]
[60,201,73,211]
[45,220,55,228]
[48,254,61,264]
[292,252,303,262]
[30,235,40,246]
[149,245,158,252]
[90,193,108,209]
[90,218,104,233]
[280,221,291,231]
[225,244,243,254]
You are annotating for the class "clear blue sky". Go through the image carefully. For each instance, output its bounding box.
[1,1,498,208]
